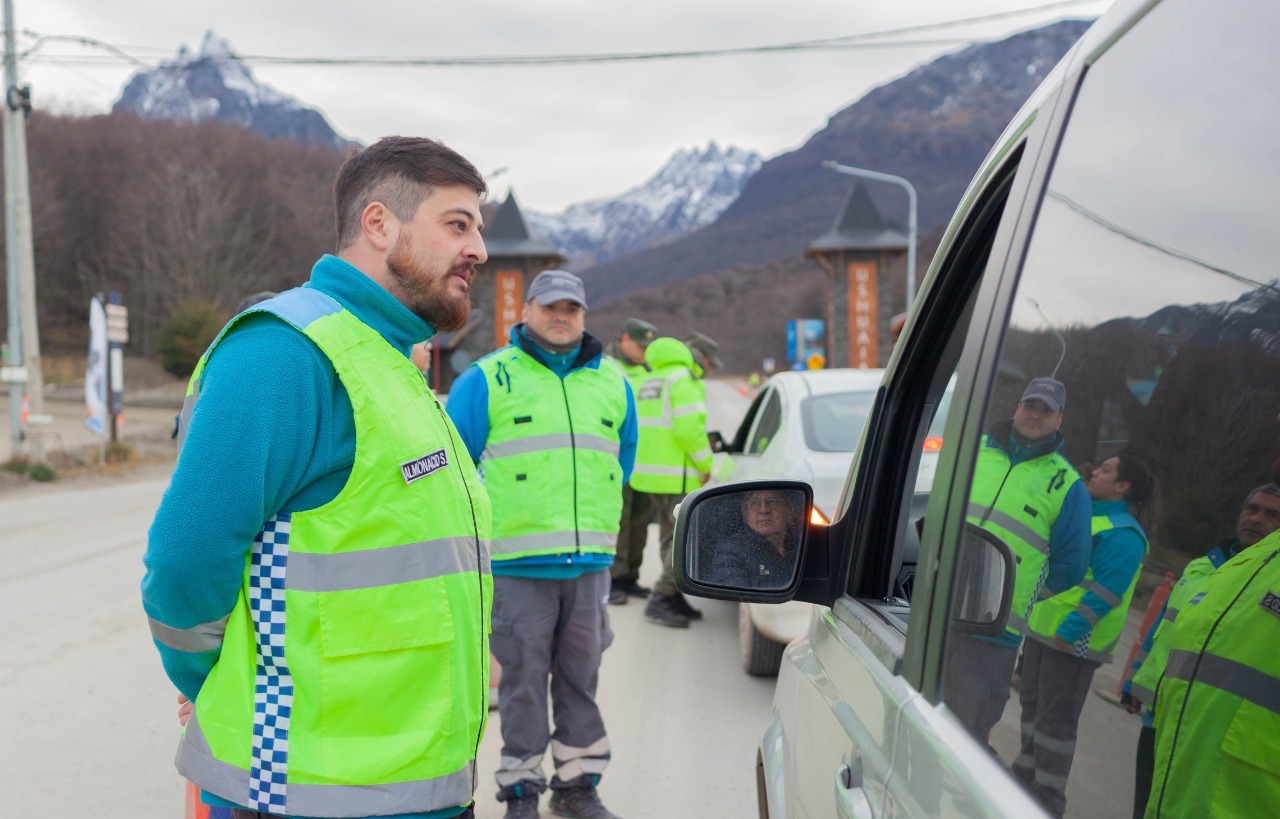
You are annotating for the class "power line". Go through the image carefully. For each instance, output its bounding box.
[18,0,1103,70]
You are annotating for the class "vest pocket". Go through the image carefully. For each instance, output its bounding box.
[318,579,455,657]
[1213,699,1280,813]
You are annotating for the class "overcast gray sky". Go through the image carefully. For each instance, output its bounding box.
[24,0,1111,212]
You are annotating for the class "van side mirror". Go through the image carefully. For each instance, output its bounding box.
[707,430,727,453]
[949,522,1016,636]
[674,480,815,603]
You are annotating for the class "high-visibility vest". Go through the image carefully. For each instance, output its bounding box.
[630,338,713,495]
[170,288,493,817]
[473,343,628,562]
[605,343,650,393]
[1129,546,1230,705]
[1146,533,1280,818]
[966,436,1079,638]
[1027,509,1148,663]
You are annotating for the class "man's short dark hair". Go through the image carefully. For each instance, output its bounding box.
[333,136,487,250]
[1244,483,1280,506]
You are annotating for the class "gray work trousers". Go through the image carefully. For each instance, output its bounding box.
[610,484,654,585]
[1011,638,1100,817]
[491,570,614,797]
[646,492,684,596]
[942,635,1020,747]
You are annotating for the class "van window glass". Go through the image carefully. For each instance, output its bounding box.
[939,3,1280,817]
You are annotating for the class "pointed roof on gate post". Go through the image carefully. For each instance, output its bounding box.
[482,188,568,262]
[806,181,909,254]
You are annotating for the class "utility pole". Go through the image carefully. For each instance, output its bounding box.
[2,0,43,461]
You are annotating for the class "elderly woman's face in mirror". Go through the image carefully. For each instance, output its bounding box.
[745,490,791,542]
[686,487,806,591]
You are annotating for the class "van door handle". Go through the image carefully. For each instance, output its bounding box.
[835,761,875,819]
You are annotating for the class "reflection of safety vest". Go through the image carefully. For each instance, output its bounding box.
[174,289,493,817]
[631,338,713,495]
[475,344,627,562]
[967,436,1078,638]
[1129,546,1230,706]
[1027,510,1147,662]
[1147,534,1280,819]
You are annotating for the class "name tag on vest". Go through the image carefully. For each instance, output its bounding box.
[401,449,449,484]
[1261,590,1280,620]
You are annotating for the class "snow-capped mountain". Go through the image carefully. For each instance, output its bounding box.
[526,141,763,269]
[113,31,355,152]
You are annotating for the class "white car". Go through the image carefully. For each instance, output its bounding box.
[712,369,885,675]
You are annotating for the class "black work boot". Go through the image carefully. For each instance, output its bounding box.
[502,794,539,819]
[673,591,703,620]
[607,586,628,605]
[548,786,620,819]
[643,592,690,628]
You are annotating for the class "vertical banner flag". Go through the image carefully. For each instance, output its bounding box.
[85,297,108,436]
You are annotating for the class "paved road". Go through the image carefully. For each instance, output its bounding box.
[0,379,767,818]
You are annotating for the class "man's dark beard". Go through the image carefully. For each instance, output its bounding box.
[386,239,472,332]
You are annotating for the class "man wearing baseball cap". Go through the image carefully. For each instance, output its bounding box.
[606,317,661,604]
[447,268,636,819]
[943,376,1091,748]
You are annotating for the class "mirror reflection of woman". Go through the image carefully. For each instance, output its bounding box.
[706,489,802,589]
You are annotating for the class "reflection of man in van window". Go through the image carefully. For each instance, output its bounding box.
[944,376,1091,748]
[1018,453,1156,817]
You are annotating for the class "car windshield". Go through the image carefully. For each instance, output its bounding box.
[800,390,876,452]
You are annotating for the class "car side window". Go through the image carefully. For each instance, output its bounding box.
[938,3,1280,816]
[748,389,782,455]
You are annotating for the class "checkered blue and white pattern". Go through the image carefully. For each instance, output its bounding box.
[247,514,294,813]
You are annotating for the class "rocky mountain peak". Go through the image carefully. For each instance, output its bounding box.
[113,31,355,152]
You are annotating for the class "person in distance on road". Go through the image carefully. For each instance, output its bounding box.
[605,317,660,605]
[633,332,722,629]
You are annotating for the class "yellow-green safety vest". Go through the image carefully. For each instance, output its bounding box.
[474,344,628,561]
[1146,532,1280,818]
[967,435,1079,638]
[1027,510,1147,663]
[630,337,713,495]
[1130,548,1228,706]
[174,289,493,817]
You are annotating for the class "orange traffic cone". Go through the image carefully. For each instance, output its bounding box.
[1115,571,1175,697]
[184,780,210,819]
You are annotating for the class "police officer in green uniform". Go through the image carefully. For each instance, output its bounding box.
[1145,526,1280,818]
[143,137,493,819]
[605,318,659,604]
[1017,454,1156,817]
[447,270,637,819]
[943,377,1091,746]
[1123,483,1280,816]
[634,332,722,628]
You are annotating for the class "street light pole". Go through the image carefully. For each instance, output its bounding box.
[2,0,42,460]
[821,160,918,310]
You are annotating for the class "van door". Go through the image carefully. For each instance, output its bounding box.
[772,93,1068,816]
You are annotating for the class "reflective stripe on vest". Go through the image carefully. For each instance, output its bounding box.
[179,709,475,816]
[172,288,493,816]
[1164,649,1280,717]
[474,345,627,561]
